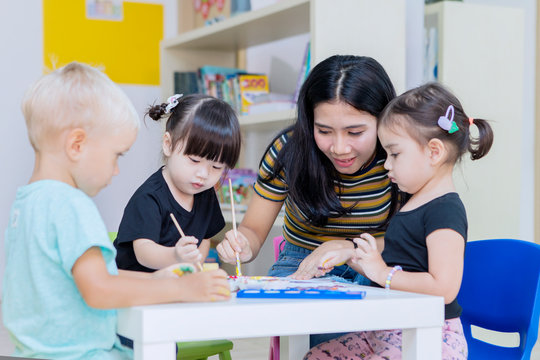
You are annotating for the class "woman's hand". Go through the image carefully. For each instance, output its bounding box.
[216,229,253,264]
[174,236,202,264]
[290,240,353,280]
[352,233,388,285]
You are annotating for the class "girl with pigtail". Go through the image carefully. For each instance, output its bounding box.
[305,82,494,360]
[114,94,242,273]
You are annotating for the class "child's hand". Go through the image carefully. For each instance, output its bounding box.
[352,233,388,285]
[314,248,356,277]
[174,236,203,264]
[153,263,197,279]
[176,269,231,302]
[216,229,252,264]
[290,241,352,280]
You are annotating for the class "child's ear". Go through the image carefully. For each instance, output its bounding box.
[162,132,173,157]
[65,128,87,160]
[427,138,447,165]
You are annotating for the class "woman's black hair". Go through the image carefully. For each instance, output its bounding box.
[379,82,494,163]
[147,94,241,169]
[264,55,398,227]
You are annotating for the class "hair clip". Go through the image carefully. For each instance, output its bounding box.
[165,94,183,114]
[438,105,459,134]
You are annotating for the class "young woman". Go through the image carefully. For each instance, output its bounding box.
[217,55,403,283]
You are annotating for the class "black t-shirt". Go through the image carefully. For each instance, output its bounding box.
[114,168,225,272]
[381,192,467,319]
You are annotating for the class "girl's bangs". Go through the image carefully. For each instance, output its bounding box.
[182,121,240,168]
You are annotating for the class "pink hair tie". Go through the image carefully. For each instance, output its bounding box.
[468,117,474,126]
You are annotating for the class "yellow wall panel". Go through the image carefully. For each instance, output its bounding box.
[44,0,163,85]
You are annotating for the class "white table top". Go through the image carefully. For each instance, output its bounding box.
[117,285,444,343]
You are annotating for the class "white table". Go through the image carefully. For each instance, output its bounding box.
[117,286,444,360]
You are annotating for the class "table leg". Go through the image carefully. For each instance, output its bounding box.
[133,341,176,360]
[402,326,442,360]
[287,334,310,360]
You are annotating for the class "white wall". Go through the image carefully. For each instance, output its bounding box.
[0,0,176,295]
[463,0,536,241]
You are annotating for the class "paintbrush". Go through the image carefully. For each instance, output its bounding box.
[228,178,242,276]
[170,213,204,272]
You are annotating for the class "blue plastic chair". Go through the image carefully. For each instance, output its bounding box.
[457,239,540,359]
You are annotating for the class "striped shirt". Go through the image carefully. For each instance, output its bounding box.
[254,131,393,250]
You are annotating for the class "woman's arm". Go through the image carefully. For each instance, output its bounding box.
[73,247,230,308]
[217,193,283,264]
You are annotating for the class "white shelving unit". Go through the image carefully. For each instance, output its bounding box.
[161,0,407,129]
[425,2,525,241]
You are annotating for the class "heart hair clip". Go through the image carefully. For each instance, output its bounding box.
[165,94,183,114]
[438,105,459,134]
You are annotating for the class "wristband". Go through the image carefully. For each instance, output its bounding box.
[346,238,358,249]
[385,265,402,289]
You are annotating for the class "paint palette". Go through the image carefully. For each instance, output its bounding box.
[236,288,366,299]
[228,276,368,299]
[228,275,280,291]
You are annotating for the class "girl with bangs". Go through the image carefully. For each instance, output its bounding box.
[114,94,241,272]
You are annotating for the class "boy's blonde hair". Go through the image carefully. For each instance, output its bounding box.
[22,62,140,150]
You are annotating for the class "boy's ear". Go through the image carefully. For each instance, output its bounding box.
[162,132,173,157]
[65,128,87,160]
[427,138,447,165]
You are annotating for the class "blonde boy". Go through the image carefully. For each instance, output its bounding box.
[2,62,230,359]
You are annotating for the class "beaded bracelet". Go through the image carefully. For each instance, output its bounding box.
[385,265,402,289]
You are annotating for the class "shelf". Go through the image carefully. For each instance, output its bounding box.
[239,109,296,130]
[162,0,407,135]
[163,0,310,51]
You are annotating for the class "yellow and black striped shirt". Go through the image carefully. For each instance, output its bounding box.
[253,131,392,250]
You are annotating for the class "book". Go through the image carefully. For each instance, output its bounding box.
[238,74,269,115]
[174,71,200,95]
[196,66,247,114]
[293,41,311,103]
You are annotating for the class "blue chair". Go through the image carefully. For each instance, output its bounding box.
[457,239,540,359]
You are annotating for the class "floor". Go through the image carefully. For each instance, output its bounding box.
[0,308,539,359]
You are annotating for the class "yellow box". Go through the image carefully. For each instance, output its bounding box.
[203,263,220,271]
[238,74,269,115]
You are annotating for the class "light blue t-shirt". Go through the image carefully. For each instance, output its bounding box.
[2,180,132,359]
